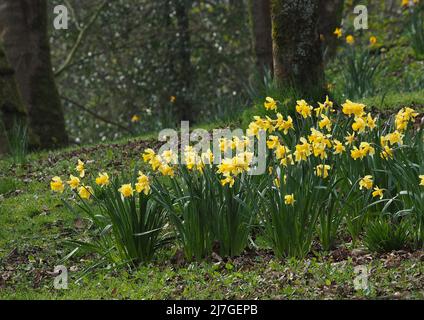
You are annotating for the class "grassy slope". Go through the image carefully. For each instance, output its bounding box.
[1,98,424,299]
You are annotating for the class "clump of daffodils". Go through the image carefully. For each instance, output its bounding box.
[254,95,421,203]
[50,159,152,201]
[51,97,422,206]
[142,138,254,188]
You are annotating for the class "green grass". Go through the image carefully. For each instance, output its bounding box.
[360,90,424,112]
[1,246,423,299]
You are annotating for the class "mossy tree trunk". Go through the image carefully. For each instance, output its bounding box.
[318,0,345,63]
[250,0,273,77]
[271,0,325,99]
[0,0,68,149]
[0,43,38,155]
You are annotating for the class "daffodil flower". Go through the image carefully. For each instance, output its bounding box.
[51,176,65,193]
[284,194,295,206]
[372,186,385,199]
[359,175,374,190]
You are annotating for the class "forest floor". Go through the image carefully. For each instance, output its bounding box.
[1,98,424,300]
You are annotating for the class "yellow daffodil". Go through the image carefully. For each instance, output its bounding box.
[131,115,140,123]
[372,186,385,199]
[319,114,332,132]
[395,107,418,132]
[314,96,334,117]
[359,142,375,157]
[351,142,375,160]
[294,138,311,162]
[76,159,85,178]
[221,176,235,188]
[384,131,404,146]
[284,194,296,206]
[50,176,65,193]
[159,164,175,177]
[119,184,134,198]
[333,139,346,154]
[247,116,274,136]
[275,144,290,160]
[67,175,80,190]
[315,164,331,179]
[342,100,366,117]
[267,135,280,149]
[346,35,355,45]
[420,175,424,186]
[367,113,377,130]
[359,175,374,190]
[247,121,260,137]
[275,114,294,134]
[334,27,343,38]
[95,172,110,187]
[380,145,394,160]
[264,97,277,111]
[352,116,367,133]
[78,185,93,200]
[296,100,313,119]
[185,150,199,170]
[150,155,163,171]
[143,149,156,163]
[345,132,356,146]
[369,36,377,46]
[351,147,365,160]
[136,173,151,195]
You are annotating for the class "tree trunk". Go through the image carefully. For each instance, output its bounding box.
[318,0,344,63]
[174,0,193,122]
[271,0,324,99]
[0,42,38,155]
[0,0,68,149]
[250,0,273,77]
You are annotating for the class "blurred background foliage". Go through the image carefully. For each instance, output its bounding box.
[47,0,424,145]
[49,0,253,144]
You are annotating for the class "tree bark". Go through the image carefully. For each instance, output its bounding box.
[174,0,193,122]
[250,0,273,77]
[0,0,68,149]
[271,0,325,99]
[0,42,38,155]
[318,0,344,63]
